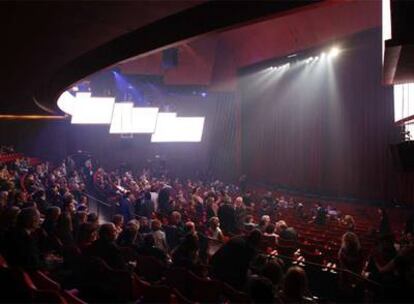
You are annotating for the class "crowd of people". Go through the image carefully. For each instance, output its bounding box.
[0,153,413,303]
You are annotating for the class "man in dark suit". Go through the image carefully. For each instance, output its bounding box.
[119,193,135,222]
[85,223,126,270]
[218,200,236,235]
[4,207,43,270]
[211,229,262,289]
[158,183,172,215]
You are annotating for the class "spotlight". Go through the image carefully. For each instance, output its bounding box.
[321,52,326,58]
[328,47,340,58]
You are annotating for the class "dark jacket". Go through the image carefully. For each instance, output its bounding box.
[85,239,126,270]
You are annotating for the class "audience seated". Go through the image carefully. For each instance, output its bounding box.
[280,266,315,304]
[85,223,126,270]
[3,207,42,270]
[211,229,262,290]
[0,151,411,303]
[136,233,169,264]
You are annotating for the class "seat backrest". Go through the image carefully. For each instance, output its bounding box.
[61,290,87,304]
[186,271,223,303]
[220,281,251,303]
[0,254,8,268]
[33,289,67,304]
[165,267,189,296]
[136,254,166,282]
[30,271,61,292]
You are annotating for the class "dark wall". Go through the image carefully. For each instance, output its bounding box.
[240,29,401,203]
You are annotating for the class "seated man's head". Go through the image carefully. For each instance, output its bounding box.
[99,223,117,242]
[17,207,40,232]
[276,220,287,233]
[112,214,124,228]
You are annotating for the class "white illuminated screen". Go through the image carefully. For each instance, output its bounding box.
[405,123,414,141]
[382,0,392,62]
[57,91,76,115]
[394,83,414,123]
[109,103,133,133]
[109,105,159,134]
[71,93,115,124]
[151,114,205,142]
[131,107,159,133]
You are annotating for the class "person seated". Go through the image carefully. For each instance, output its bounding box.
[87,212,99,225]
[244,214,257,232]
[164,211,185,250]
[151,219,169,253]
[136,233,169,264]
[76,222,98,252]
[3,207,43,270]
[211,229,262,290]
[117,219,142,248]
[218,199,236,235]
[263,223,278,248]
[138,216,151,234]
[171,233,201,271]
[112,214,124,237]
[276,220,297,242]
[85,223,126,270]
[261,257,284,291]
[72,211,88,240]
[248,275,277,304]
[279,266,315,303]
[258,215,271,232]
[207,217,224,242]
[41,206,61,236]
[56,199,76,245]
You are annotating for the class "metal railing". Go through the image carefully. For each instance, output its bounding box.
[83,192,114,223]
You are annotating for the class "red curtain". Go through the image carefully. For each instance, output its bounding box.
[239,29,403,203]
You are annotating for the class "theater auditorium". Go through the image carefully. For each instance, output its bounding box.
[0,1,413,303]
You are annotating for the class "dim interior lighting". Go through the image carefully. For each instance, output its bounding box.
[328,47,340,58]
[0,115,66,120]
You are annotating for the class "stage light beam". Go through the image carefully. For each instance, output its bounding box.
[328,47,340,58]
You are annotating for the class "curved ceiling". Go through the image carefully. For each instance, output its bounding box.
[0,0,326,114]
[0,0,380,115]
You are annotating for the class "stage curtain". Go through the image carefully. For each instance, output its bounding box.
[239,29,401,203]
